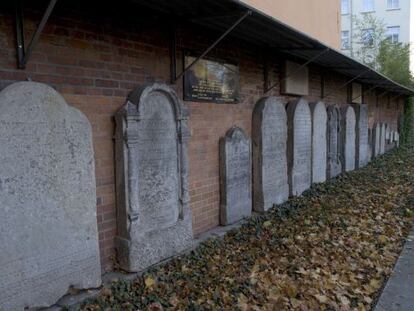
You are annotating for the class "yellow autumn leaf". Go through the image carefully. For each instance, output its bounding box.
[145,276,155,288]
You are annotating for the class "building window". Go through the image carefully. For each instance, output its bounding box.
[387,0,399,9]
[341,0,350,14]
[362,28,374,46]
[387,26,400,43]
[341,31,350,49]
[362,0,375,12]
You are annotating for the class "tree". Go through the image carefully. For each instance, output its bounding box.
[352,14,414,88]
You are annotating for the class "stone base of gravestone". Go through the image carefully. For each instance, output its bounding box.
[115,84,193,272]
[252,97,289,212]
[287,99,312,196]
[220,126,252,225]
[310,101,327,184]
[0,82,101,310]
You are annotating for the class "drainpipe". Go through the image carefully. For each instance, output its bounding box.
[350,0,354,57]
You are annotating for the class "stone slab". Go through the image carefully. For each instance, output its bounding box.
[341,106,356,172]
[252,97,289,212]
[287,99,312,196]
[115,84,193,272]
[310,101,327,183]
[355,104,370,168]
[220,126,252,225]
[0,82,101,310]
[380,123,386,154]
[327,105,342,178]
[372,123,381,158]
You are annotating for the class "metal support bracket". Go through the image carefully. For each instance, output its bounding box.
[170,10,252,83]
[15,0,58,69]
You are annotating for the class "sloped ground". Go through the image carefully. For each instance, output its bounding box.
[82,148,414,311]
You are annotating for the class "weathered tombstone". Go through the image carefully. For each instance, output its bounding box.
[220,126,252,224]
[327,105,342,178]
[287,99,312,196]
[341,106,356,172]
[395,132,400,147]
[115,84,193,272]
[310,101,327,183]
[252,97,289,212]
[355,104,369,168]
[372,123,381,157]
[380,123,386,154]
[0,82,101,310]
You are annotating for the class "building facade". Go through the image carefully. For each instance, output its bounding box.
[341,0,413,66]
[242,0,341,49]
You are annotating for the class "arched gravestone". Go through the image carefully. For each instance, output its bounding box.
[372,123,381,157]
[310,101,327,183]
[327,105,342,178]
[252,97,289,212]
[115,84,193,272]
[379,123,386,154]
[220,126,252,225]
[341,106,356,172]
[0,82,101,310]
[287,99,312,196]
[355,104,370,168]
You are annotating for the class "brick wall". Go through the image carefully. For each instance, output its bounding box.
[0,3,405,272]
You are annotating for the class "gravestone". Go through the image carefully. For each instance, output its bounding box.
[341,106,356,172]
[115,84,193,272]
[252,97,289,212]
[0,82,101,310]
[355,104,369,168]
[287,99,312,196]
[327,105,342,178]
[380,123,386,154]
[310,101,327,183]
[372,123,381,157]
[395,132,400,147]
[220,126,252,224]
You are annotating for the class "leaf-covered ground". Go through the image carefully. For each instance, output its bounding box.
[83,148,414,311]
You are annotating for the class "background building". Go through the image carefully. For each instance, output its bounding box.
[242,0,341,49]
[341,0,413,68]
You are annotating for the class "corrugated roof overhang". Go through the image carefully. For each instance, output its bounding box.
[127,0,413,96]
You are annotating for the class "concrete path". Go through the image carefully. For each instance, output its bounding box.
[375,227,414,311]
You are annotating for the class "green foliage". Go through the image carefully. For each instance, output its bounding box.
[401,97,414,146]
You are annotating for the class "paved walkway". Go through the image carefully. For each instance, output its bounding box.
[375,227,414,311]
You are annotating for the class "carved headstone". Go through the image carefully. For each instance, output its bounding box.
[327,106,342,178]
[0,82,101,310]
[115,84,193,272]
[355,104,369,168]
[252,97,289,212]
[310,101,327,183]
[220,127,252,225]
[372,123,381,157]
[287,99,312,196]
[379,123,386,154]
[341,106,356,172]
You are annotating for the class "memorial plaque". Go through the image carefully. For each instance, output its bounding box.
[327,106,342,178]
[115,84,193,272]
[184,56,239,103]
[355,104,369,168]
[341,106,356,172]
[372,123,381,157]
[310,101,327,183]
[380,123,386,154]
[287,99,312,196]
[220,126,252,225]
[252,97,289,212]
[0,82,101,310]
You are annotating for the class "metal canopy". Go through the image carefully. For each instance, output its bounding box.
[128,0,414,96]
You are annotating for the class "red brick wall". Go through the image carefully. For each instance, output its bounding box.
[0,4,405,272]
